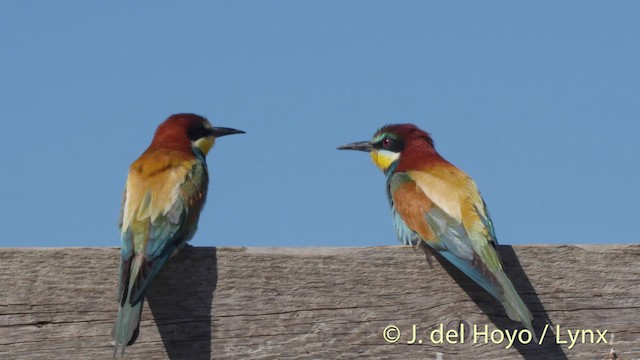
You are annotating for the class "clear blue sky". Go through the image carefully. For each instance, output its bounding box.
[1,2,638,248]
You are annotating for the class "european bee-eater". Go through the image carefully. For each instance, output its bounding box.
[112,113,244,356]
[338,124,534,335]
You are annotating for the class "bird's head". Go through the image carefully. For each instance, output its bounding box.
[337,123,435,173]
[151,113,245,156]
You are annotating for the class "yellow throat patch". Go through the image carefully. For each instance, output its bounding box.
[194,136,215,156]
[370,149,400,172]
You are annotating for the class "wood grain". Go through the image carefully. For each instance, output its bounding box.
[0,245,638,359]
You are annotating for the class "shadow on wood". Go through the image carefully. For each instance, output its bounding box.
[424,245,568,360]
[146,247,217,360]
[500,246,566,360]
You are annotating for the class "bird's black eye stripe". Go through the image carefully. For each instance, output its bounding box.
[373,137,404,152]
[187,126,212,141]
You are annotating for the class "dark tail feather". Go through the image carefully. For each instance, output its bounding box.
[112,295,144,357]
[496,270,537,341]
[437,249,536,340]
[111,246,179,356]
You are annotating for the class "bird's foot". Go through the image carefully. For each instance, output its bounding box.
[170,242,194,258]
[416,241,435,268]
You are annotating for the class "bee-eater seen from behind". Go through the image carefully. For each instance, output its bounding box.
[112,113,244,357]
[338,123,534,335]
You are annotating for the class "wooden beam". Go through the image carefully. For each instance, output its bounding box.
[1,245,638,359]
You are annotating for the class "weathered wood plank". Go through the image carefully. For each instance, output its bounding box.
[0,245,638,359]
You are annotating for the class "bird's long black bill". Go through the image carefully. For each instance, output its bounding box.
[212,127,245,137]
[337,140,373,152]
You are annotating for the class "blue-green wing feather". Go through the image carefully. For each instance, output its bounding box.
[113,159,207,356]
[387,171,534,335]
[422,206,503,301]
[128,160,206,303]
[388,172,502,299]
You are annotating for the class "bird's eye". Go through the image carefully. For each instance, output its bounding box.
[382,138,391,148]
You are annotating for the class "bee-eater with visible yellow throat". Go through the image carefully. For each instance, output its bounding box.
[338,123,534,335]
